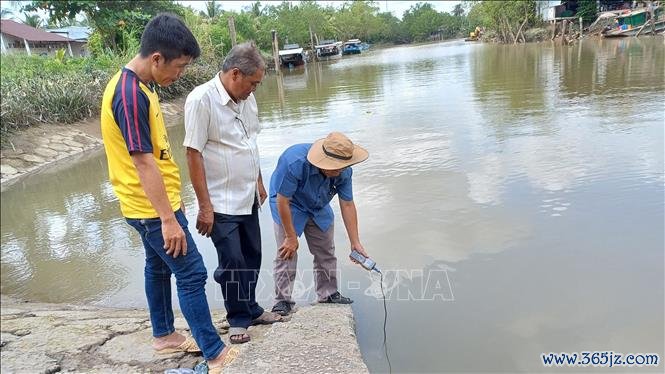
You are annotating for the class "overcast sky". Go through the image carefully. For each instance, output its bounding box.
[177,1,460,19]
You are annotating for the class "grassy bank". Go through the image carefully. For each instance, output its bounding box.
[0,54,218,149]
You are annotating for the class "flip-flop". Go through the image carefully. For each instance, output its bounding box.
[228,327,251,344]
[206,346,240,374]
[155,336,201,354]
[250,310,284,325]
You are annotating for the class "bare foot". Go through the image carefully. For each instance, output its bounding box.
[153,331,186,351]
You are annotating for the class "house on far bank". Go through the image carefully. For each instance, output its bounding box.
[0,19,85,57]
[537,0,643,22]
[46,26,92,56]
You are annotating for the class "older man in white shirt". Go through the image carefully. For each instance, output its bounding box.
[184,42,282,345]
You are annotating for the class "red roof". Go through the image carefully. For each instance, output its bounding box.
[1,19,73,42]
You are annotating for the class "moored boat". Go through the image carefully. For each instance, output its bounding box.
[342,39,362,55]
[602,6,665,37]
[278,43,305,68]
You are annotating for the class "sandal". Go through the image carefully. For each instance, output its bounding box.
[203,346,240,374]
[271,300,293,316]
[251,310,284,325]
[228,327,251,344]
[155,335,201,354]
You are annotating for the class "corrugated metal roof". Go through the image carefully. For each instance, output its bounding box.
[46,26,92,41]
[1,19,73,42]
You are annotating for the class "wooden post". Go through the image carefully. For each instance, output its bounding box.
[271,30,280,70]
[67,42,73,57]
[579,17,583,37]
[23,38,31,56]
[551,19,557,40]
[228,16,237,47]
[561,19,568,43]
[309,24,316,62]
[0,33,6,54]
[650,5,656,35]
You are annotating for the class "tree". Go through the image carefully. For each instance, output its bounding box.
[402,2,445,41]
[1,8,15,19]
[577,0,598,23]
[453,3,464,17]
[203,1,222,19]
[467,1,538,43]
[22,12,43,28]
[23,1,185,51]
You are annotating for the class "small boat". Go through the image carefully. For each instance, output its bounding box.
[602,6,665,37]
[278,43,305,68]
[342,39,362,55]
[315,39,341,58]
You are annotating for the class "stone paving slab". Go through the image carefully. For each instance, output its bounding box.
[0,296,368,373]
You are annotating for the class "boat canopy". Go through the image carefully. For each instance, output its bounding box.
[278,48,303,56]
[316,40,336,48]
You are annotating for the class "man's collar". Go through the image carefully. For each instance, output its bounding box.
[307,160,321,176]
[214,72,234,106]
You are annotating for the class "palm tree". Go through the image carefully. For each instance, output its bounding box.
[250,1,263,17]
[1,8,14,19]
[453,3,464,17]
[204,1,222,19]
[22,13,43,28]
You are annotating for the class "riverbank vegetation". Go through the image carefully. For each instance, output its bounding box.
[0,0,596,146]
[1,0,474,147]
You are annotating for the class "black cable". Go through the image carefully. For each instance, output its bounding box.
[379,271,392,374]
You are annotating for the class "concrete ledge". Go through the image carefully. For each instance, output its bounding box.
[0,296,368,373]
[224,304,368,374]
[0,99,185,190]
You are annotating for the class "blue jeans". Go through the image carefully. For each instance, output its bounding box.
[126,209,224,361]
[210,202,264,329]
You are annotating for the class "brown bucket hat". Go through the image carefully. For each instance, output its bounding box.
[307,132,369,170]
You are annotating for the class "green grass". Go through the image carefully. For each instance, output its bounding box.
[0,54,218,148]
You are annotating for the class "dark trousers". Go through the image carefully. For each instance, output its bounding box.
[210,202,264,329]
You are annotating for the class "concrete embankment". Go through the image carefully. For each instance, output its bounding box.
[0,295,368,373]
[0,99,185,190]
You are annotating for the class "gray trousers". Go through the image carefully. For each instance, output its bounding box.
[273,219,338,303]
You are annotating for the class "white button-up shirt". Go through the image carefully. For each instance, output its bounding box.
[183,73,261,215]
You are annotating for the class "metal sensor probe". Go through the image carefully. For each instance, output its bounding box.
[350,249,381,273]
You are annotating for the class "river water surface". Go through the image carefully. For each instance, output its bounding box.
[1,38,663,372]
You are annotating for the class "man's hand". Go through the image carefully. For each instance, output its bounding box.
[162,217,187,258]
[350,242,368,263]
[278,235,299,260]
[258,180,267,205]
[196,206,214,237]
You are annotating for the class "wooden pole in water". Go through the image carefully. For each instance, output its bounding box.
[271,30,280,71]
[309,24,317,62]
[551,19,557,40]
[228,17,237,47]
[561,19,568,43]
[579,17,583,37]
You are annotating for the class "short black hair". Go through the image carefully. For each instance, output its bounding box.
[139,13,200,62]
